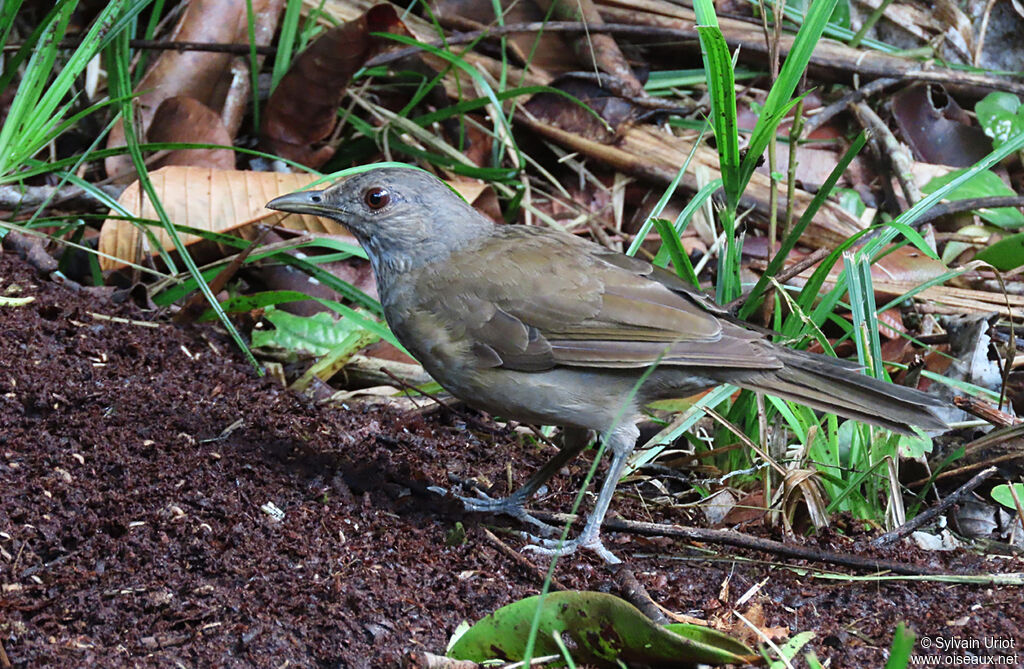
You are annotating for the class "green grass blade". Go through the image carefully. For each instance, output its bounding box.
[740,0,838,188]
[693,0,741,210]
[271,0,305,92]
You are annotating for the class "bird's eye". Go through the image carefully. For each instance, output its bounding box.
[364,187,390,210]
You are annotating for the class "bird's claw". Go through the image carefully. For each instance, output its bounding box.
[430,485,562,537]
[458,492,562,537]
[521,533,621,565]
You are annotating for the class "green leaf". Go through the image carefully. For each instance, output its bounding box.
[836,188,867,217]
[991,483,1024,510]
[694,23,741,210]
[252,306,368,356]
[975,92,1024,149]
[897,431,933,460]
[769,630,816,668]
[974,231,1024,270]
[448,591,755,667]
[199,290,318,320]
[921,169,1024,229]
[884,622,916,669]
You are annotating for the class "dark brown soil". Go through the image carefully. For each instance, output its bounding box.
[2,249,1022,668]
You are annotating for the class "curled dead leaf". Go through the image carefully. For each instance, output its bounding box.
[104,0,284,181]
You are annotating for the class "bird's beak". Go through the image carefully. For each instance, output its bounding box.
[266,190,332,216]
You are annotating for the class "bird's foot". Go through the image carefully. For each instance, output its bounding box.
[429,485,562,537]
[459,491,564,537]
[522,529,622,565]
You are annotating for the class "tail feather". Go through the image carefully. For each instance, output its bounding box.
[736,348,947,434]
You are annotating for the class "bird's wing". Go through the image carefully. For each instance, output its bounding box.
[415,226,779,372]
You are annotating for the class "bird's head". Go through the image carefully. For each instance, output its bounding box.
[267,167,494,275]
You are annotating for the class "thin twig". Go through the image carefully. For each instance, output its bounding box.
[611,564,669,624]
[802,78,898,136]
[909,195,1024,227]
[480,527,570,591]
[953,396,1022,428]
[588,516,954,576]
[852,101,923,208]
[872,466,999,547]
[0,182,125,209]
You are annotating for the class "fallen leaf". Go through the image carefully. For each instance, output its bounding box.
[98,166,353,270]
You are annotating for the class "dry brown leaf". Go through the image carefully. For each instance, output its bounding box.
[105,0,284,181]
[445,176,503,223]
[147,97,236,170]
[891,84,992,167]
[98,166,354,271]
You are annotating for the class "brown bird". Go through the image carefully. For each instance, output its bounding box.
[267,166,946,563]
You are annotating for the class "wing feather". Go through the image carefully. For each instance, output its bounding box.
[406,225,778,373]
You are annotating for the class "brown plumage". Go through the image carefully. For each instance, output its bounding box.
[268,167,946,563]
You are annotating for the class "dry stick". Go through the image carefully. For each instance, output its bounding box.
[803,78,899,136]
[909,195,1024,227]
[0,637,10,669]
[612,564,670,624]
[582,516,953,576]
[547,70,690,112]
[21,21,1024,95]
[852,101,923,208]
[597,5,1024,98]
[871,466,999,547]
[909,452,1023,490]
[369,21,1024,95]
[0,182,126,209]
[953,396,1022,428]
[480,527,570,591]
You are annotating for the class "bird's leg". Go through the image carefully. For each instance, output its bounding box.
[454,427,591,536]
[524,422,640,565]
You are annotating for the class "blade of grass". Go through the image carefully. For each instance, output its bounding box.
[740,0,839,189]
[653,218,699,286]
[374,32,523,174]
[651,177,722,269]
[270,0,304,92]
[692,1,740,210]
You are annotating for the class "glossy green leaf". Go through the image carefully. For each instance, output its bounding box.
[975,92,1024,149]
[991,483,1024,510]
[252,305,369,356]
[974,231,1024,270]
[448,591,756,667]
[897,431,933,460]
[921,169,1024,229]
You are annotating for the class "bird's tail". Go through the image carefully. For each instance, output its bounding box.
[735,348,947,434]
